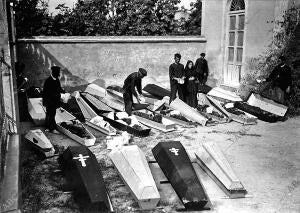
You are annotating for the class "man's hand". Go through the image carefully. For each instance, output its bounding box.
[189,77,195,80]
[256,79,266,83]
[286,86,291,94]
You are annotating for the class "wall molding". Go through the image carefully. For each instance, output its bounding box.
[17,36,207,44]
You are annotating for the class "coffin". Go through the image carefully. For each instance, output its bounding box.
[195,142,247,198]
[102,112,151,137]
[109,145,160,209]
[143,84,170,99]
[133,110,176,132]
[24,129,55,157]
[84,83,107,98]
[28,98,46,125]
[234,101,284,123]
[62,96,86,122]
[170,98,208,126]
[207,87,242,102]
[207,96,257,125]
[57,119,96,146]
[58,146,113,212]
[247,93,288,117]
[152,141,210,210]
[81,92,114,113]
[160,114,193,127]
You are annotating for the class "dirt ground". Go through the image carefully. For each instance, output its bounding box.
[20,117,300,213]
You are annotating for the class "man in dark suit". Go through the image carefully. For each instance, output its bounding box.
[169,53,185,103]
[43,66,65,133]
[195,53,209,85]
[123,68,147,116]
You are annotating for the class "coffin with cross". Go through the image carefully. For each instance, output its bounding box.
[152,141,210,210]
[58,146,113,212]
[24,129,55,157]
[109,145,160,209]
[194,141,247,198]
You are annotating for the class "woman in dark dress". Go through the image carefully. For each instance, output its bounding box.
[184,60,198,108]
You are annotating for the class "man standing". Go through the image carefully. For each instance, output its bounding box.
[43,66,65,133]
[195,53,209,85]
[123,68,147,116]
[169,53,185,103]
[261,56,292,103]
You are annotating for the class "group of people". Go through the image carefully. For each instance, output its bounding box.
[169,53,209,108]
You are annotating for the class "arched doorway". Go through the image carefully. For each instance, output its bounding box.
[224,0,245,87]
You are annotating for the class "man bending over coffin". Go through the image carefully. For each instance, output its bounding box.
[123,68,147,116]
[169,53,185,104]
[260,56,292,103]
[43,66,65,134]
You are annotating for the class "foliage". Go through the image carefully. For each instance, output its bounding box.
[14,0,203,36]
[237,4,300,116]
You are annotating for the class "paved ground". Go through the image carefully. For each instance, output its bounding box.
[20,117,300,213]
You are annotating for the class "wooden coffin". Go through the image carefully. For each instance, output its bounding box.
[207,96,257,125]
[28,98,46,125]
[81,92,114,113]
[152,141,210,210]
[103,112,151,137]
[84,83,107,98]
[234,101,284,123]
[143,84,170,99]
[207,87,242,102]
[133,111,176,132]
[57,119,96,146]
[58,146,113,212]
[170,98,208,126]
[247,93,288,117]
[109,145,160,209]
[195,142,247,198]
[62,96,86,122]
[24,129,55,157]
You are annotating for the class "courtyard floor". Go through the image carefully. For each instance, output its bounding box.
[20,117,300,213]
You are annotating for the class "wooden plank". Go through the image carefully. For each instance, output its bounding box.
[247,93,288,117]
[58,146,113,212]
[152,141,210,210]
[109,145,160,210]
[24,129,55,157]
[170,98,208,126]
[195,142,247,198]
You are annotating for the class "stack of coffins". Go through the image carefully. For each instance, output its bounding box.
[133,110,176,132]
[58,146,113,212]
[143,84,171,99]
[170,98,209,126]
[102,112,151,137]
[152,141,210,210]
[24,129,55,157]
[195,142,247,198]
[109,145,160,209]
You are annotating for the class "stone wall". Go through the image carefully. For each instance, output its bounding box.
[16,36,207,90]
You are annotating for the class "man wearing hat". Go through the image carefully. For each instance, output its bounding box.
[169,53,185,103]
[122,68,147,115]
[42,66,65,133]
[195,53,209,85]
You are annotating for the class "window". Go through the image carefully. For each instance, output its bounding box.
[230,0,245,11]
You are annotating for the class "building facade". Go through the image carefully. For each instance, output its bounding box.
[202,0,300,88]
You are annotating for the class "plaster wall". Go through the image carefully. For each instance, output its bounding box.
[16,37,206,90]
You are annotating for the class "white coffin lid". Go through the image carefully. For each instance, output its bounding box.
[207,87,242,102]
[25,129,53,149]
[85,83,107,98]
[247,93,288,117]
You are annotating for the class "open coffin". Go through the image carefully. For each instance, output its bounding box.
[102,112,151,137]
[170,98,209,126]
[24,129,55,157]
[133,110,176,132]
[152,141,210,210]
[109,145,160,209]
[72,92,117,136]
[195,142,247,198]
[58,146,113,212]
